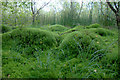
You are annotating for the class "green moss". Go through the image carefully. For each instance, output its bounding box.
[59,30,106,59]
[94,28,114,36]
[59,31,90,58]
[49,24,68,32]
[2,28,57,55]
[86,23,101,29]
[2,24,118,78]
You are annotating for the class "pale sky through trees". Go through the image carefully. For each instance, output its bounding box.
[35,0,119,12]
[35,0,85,12]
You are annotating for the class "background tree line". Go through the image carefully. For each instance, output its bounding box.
[1,0,120,28]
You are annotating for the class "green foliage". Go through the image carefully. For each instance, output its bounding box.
[94,28,114,36]
[86,23,101,29]
[1,24,12,33]
[2,28,57,55]
[59,31,106,59]
[49,24,68,32]
[2,24,119,78]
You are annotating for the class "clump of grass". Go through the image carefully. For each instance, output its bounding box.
[59,31,105,60]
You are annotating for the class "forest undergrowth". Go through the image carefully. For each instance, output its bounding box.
[1,24,119,78]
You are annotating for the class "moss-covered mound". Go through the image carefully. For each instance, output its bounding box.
[86,23,101,29]
[60,25,85,36]
[49,24,68,32]
[94,28,114,36]
[59,31,106,59]
[1,24,12,33]
[2,28,57,55]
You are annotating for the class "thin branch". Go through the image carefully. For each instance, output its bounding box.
[100,2,115,20]
[31,1,34,15]
[107,1,117,14]
[114,2,118,11]
[35,0,51,16]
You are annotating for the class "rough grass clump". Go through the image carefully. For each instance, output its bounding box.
[2,28,57,55]
[1,24,12,33]
[60,25,85,36]
[86,23,101,29]
[49,24,68,32]
[94,28,114,36]
[59,32,91,58]
[59,31,106,59]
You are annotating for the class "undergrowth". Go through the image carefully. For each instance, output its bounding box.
[2,24,119,78]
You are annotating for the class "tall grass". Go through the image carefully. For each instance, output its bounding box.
[2,24,118,78]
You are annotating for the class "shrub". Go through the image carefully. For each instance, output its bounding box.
[86,23,101,29]
[1,24,12,33]
[49,24,68,32]
[2,28,57,55]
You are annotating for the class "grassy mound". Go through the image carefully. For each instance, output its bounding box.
[59,31,106,59]
[2,28,57,55]
[49,24,68,32]
[1,24,12,33]
[60,25,85,36]
[94,28,114,36]
[2,24,119,78]
[86,23,101,29]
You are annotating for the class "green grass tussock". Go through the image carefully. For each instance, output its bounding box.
[59,31,106,59]
[2,28,57,55]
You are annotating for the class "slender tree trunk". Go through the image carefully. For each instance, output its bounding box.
[115,2,120,29]
[32,15,35,25]
[78,1,83,23]
[15,2,17,26]
[70,0,73,26]
[116,13,120,29]
[89,2,93,24]
[107,1,120,29]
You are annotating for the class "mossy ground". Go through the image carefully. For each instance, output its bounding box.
[2,24,119,78]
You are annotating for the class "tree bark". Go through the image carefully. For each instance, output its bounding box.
[107,1,120,29]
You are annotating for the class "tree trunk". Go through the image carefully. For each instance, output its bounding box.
[116,13,120,29]
[70,0,74,26]
[32,15,35,25]
[117,2,120,29]
[107,1,120,29]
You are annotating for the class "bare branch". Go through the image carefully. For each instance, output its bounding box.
[106,1,117,14]
[35,0,51,16]
[114,2,118,11]
[31,0,34,15]
[100,2,115,20]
